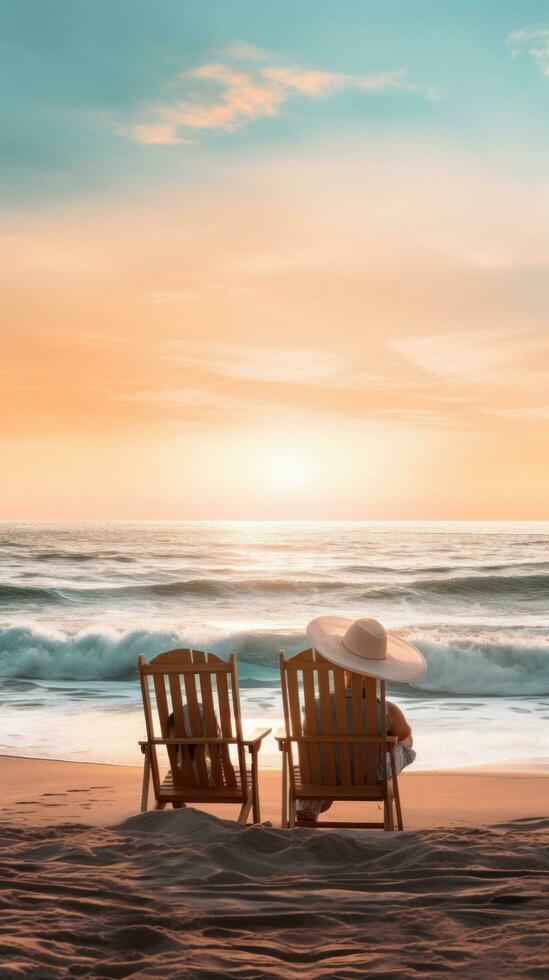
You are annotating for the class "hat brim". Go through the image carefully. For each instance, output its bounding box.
[306,616,426,683]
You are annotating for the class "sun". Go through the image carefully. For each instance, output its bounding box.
[269,453,309,493]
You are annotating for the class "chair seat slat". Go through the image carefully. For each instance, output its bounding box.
[366,676,378,786]
[303,662,322,784]
[183,657,210,786]
[350,673,365,786]
[286,655,310,784]
[333,668,352,785]
[195,651,225,788]
[317,667,336,784]
[215,665,238,787]
[167,666,196,787]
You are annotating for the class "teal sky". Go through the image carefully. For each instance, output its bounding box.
[3,1,549,206]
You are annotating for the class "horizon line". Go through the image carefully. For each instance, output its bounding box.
[1,518,548,525]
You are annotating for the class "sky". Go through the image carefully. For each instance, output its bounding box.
[2,0,549,520]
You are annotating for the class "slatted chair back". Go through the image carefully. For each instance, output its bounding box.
[280,648,388,790]
[138,649,246,800]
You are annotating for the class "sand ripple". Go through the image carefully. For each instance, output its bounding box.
[0,810,548,978]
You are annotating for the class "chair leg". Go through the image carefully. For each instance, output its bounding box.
[140,747,151,812]
[384,783,394,831]
[391,754,404,831]
[288,792,296,829]
[155,801,167,810]
[238,788,253,825]
[281,748,288,828]
[172,801,186,809]
[251,747,261,824]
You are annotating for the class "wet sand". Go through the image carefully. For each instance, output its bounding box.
[2,753,548,829]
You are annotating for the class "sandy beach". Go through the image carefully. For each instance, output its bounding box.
[2,754,549,829]
[1,755,548,978]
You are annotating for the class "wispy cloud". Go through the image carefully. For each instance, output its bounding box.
[468,248,549,270]
[117,375,455,431]
[370,407,458,428]
[483,405,549,422]
[164,342,414,391]
[119,386,249,417]
[222,42,270,62]
[165,344,348,385]
[77,332,123,346]
[393,331,510,381]
[125,45,437,145]
[507,29,549,75]
[392,330,549,387]
[129,124,196,146]
[149,289,203,304]
[117,382,341,425]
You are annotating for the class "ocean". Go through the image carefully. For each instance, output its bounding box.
[1,520,548,770]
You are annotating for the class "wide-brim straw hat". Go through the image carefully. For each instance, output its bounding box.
[306,616,426,683]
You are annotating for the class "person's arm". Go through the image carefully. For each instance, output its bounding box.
[387,701,413,748]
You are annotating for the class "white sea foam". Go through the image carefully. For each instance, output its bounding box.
[1,623,549,696]
[408,630,549,696]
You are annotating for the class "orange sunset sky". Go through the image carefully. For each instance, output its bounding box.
[2,3,549,520]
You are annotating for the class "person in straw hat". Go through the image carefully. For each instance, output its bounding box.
[296,615,426,824]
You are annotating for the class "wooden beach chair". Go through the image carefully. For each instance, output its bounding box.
[276,649,404,830]
[138,649,271,824]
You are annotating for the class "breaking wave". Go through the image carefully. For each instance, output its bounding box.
[1,624,548,696]
[406,629,549,696]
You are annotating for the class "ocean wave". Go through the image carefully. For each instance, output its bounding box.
[344,560,549,576]
[367,572,549,601]
[0,625,303,682]
[1,624,549,696]
[0,626,189,681]
[0,585,64,604]
[33,551,137,563]
[2,570,548,608]
[408,630,549,696]
[0,579,349,606]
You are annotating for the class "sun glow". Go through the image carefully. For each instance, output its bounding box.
[269,452,309,493]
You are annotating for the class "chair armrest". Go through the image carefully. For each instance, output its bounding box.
[273,733,399,744]
[242,726,272,750]
[138,736,238,746]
